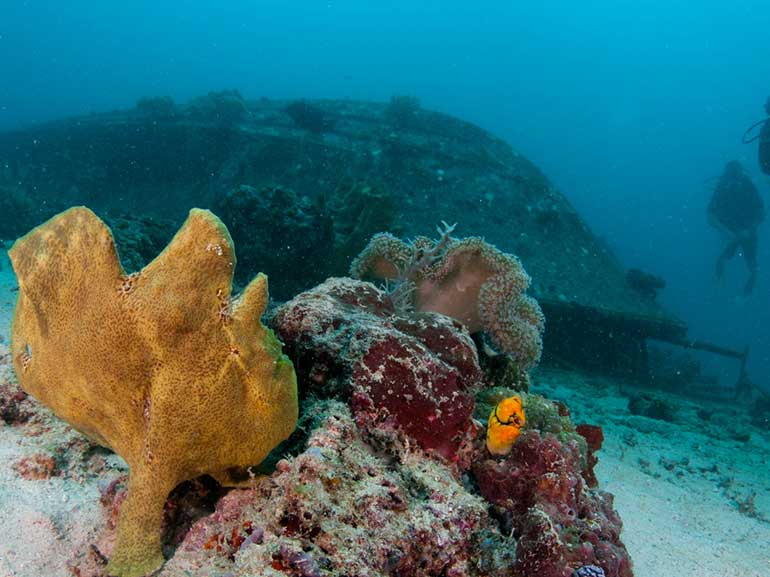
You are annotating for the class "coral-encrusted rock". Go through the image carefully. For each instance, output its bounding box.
[159,402,514,577]
[13,453,59,479]
[272,278,483,462]
[0,376,34,425]
[473,430,633,577]
[575,424,604,488]
[0,345,41,426]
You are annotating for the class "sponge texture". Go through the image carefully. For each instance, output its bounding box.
[9,207,298,577]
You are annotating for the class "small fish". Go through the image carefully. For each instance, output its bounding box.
[486,395,525,455]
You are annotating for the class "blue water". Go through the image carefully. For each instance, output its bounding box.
[2,0,768,384]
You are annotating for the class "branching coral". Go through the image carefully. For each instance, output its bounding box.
[9,207,298,577]
[350,224,545,370]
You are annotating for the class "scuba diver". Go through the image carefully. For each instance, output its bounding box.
[742,95,770,175]
[708,160,765,295]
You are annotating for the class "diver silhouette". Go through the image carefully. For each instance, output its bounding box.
[708,160,765,295]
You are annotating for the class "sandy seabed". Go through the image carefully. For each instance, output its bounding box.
[0,253,768,577]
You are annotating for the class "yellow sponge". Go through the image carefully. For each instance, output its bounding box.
[9,207,298,577]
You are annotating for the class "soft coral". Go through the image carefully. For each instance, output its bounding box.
[350,224,544,370]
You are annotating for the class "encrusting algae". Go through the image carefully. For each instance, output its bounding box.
[8,207,298,577]
[486,395,526,455]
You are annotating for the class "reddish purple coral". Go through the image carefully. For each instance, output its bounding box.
[575,424,605,489]
[473,430,633,577]
[272,277,482,463]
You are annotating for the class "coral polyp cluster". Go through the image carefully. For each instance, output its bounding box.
[350,225,545,370]
[161,402,513,577]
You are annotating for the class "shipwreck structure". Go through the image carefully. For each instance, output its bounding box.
[0,91,688,378]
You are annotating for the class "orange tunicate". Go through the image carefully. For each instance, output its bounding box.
[486,395,526,455]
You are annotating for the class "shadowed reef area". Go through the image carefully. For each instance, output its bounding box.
[0,92,685,380]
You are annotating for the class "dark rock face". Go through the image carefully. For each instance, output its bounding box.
[285,100,334,133]
[104,213,177,273]
[272,277,482,462]
[0,184,38,242]
[0,95,685,382]
[213,184,334,297]
[625,268,666,300]
[0,96,680,326]
[627,393,677,422]
[0,375,33,425]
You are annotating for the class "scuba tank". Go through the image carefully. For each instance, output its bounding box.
[760,121,770,175]
[743,116,770,175]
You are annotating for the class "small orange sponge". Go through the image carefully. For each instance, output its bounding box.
[486,395,526,455]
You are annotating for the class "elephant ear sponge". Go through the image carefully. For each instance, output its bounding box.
[8,207,298,577]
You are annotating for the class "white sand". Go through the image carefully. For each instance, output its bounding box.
[540,370,770,577]
[0,251,769,576]
[0,256,106,577]
[0,419,104,577]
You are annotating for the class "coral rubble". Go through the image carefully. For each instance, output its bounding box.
[155,401,515,577]
[142,395,633,577]
[9,207,298,577]
[0,369,35,426]
[627,393,677,422]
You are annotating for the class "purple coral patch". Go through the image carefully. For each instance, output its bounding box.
[473,430,633,577]
[351,332,476,460]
